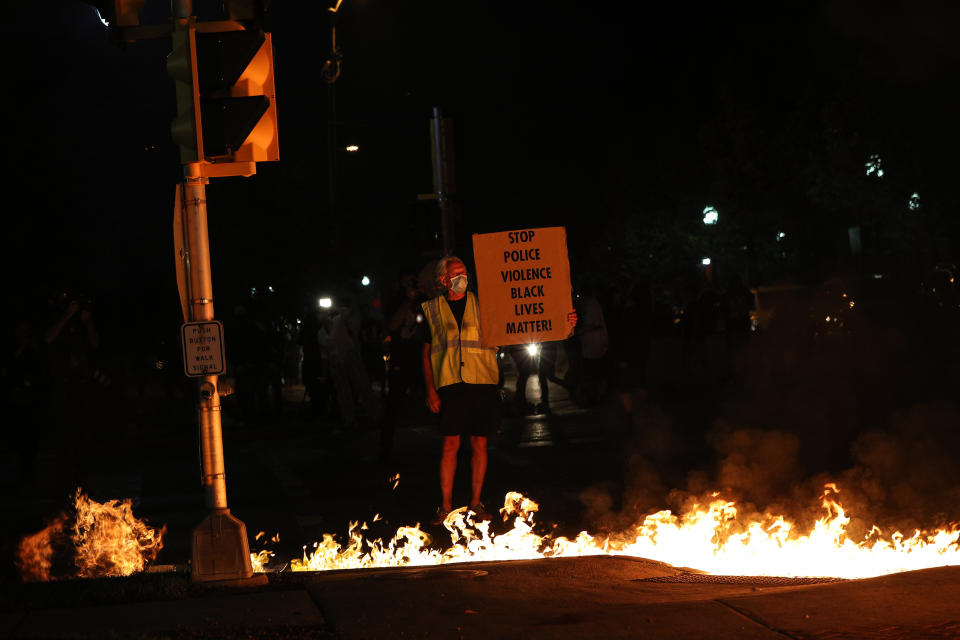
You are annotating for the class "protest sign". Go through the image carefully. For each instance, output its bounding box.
[472,226,572,347]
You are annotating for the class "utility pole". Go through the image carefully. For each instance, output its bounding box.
[430,107,456,256]
[322,1,344,227]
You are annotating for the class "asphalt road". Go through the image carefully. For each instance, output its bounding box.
[5,557,960,638]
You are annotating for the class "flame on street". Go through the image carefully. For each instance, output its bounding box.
[16,489,165,582]
[258,486,959,579]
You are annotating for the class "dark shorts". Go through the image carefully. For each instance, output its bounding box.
[438,383,501,437]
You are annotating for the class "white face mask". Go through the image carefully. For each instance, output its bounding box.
[449,274,468,294]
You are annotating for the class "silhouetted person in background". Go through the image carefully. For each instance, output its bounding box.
[230,302,277,422]
[574,283,609,407]
[607,271,653,427]
[359,312,386,397]
[279,315,302,389]
[722,274,754,346]
[44,288,101,495]
[329,304,382,430]
[721,274,754,381]
[682,273,724,384]
[380,273,426,462]
[299,307,333,420]
[4,294,46,489]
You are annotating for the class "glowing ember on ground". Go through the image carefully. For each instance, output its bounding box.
[16,489,165,582]
[255,486,960,579]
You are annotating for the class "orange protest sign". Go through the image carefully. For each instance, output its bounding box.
[472,226,573,347]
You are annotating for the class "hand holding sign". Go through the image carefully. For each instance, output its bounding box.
[472,226,574,347]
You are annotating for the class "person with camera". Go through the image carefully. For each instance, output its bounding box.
[45,289,101,494]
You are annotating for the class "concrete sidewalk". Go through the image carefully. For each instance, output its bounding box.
[5,557,959,639]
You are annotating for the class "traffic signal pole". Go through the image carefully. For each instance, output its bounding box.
[430,107,456,256]
[181,167,225,511]
[180,165,260,584]
[171,0,261,584]
[85,0,276,586]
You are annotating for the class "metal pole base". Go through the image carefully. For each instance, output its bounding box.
[191,508,264,584]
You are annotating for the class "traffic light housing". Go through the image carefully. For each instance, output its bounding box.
[166,20,279,173]
[168,23,203,163]
[196,29,279,163]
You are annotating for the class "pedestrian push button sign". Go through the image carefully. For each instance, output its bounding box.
[472,226,573,347]
[181,321,226,377]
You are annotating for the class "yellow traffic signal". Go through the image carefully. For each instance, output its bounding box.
[229,32,279,163]
[195,29,279,163]
[166,23,279,169]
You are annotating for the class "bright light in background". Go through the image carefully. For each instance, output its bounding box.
[346,145,359,152]
[777,231,786,241]
[319,297,333,309]
[526,343,540,356]
[701,257,712,266]
[94,8,109,26]
[702,206,719,225]
[361,276,371,286]
[865,154,884,178]
[908,192,921,211]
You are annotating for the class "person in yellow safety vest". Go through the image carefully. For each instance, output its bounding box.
[421,256,577,525]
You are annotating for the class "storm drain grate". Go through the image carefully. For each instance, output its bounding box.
[635,573,848,586]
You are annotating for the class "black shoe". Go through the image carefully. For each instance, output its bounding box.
[432,506,450,526]
[469,502,494,522]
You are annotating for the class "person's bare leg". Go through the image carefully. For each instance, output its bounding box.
[470,435,488,506]
[440,435,460,512]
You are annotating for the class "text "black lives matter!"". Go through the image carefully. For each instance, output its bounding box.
[501,229,553,335]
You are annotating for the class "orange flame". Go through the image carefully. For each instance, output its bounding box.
[254,486,960,578]
[16,489,165,582]
[15,514,70,583]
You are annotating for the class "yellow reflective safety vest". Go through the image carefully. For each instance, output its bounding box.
[422,291,499,389]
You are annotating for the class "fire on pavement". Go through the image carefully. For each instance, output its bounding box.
[257,485,960,579]
[16,485,960,582]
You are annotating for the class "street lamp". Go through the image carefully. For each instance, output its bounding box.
[702,206,719,225]
[324,0,345,223]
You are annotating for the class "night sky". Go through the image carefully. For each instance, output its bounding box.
[7,1,960,318]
